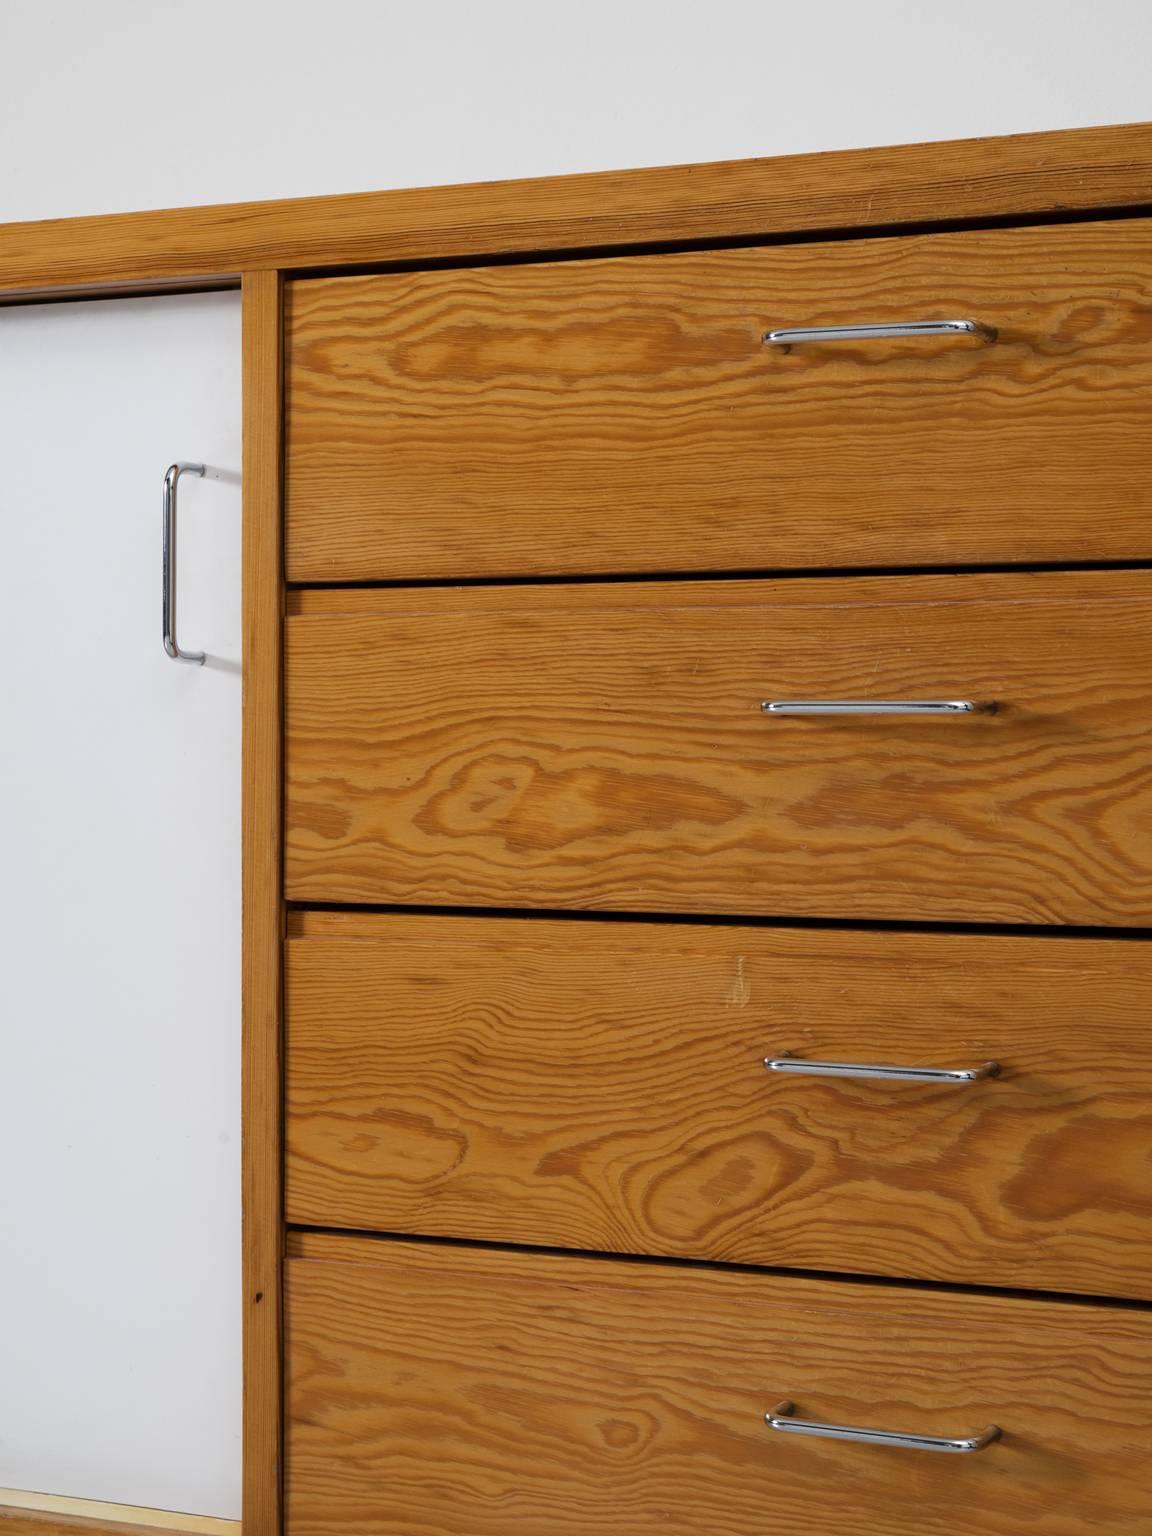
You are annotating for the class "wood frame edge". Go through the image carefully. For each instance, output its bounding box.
[240,271,284,1536]
[2,120,1151,298]
[0,1495,238,1536]
[0,1515,226,1536]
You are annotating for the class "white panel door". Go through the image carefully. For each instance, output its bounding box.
[0,292,242,1517]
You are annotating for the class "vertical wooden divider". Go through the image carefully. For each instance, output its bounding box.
[241,270,284,1536]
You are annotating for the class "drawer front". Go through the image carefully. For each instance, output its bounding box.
[285,914,1152,1299]
[285,572,1152,924]
[285,220,1152,582]
[286,1234,1152,1536]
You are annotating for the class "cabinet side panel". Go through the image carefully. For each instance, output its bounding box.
[242,270,285,1536]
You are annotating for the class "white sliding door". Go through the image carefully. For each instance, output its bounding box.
[0,291,243,1517]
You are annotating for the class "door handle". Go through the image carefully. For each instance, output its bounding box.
[765,1054,1000,1084]
[163,462,206,664]
[763,319,997,347]
[767,1401,1001,1454]
[762,700,996,716]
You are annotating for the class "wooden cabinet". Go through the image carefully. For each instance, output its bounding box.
[12,121,1152,1536]
[286,1234,1152,1536]
[275,130,1152,1535]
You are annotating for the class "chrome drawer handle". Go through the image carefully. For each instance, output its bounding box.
[162,461,207,664]
[767,1402,1001,1455]
[766,1054,999,1085]
[762,699,995,717]
[763,319,997,347]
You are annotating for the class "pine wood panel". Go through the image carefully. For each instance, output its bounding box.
[285,912,1152,1299]
[240,271,284,1536]
[284,572,1152,925]
[4,122,1152,299]
[286,220,1152,580]
[285,1233,1152,1536]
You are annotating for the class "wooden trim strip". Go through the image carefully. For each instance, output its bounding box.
[0,277,240,307]
[2,121,1152,298]
[240,271,284,1536]
[0,1517,178,1536]
[0,1490,237,1536]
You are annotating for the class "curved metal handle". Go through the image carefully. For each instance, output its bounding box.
[763,319,997,347]
[762,700,996,717]
[766,1053,1000,1085]
[767,1401,1001,1455]
[163,462,206,664]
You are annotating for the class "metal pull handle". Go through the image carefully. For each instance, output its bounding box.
[163,462,206,664]
[763,319,997,347]
[762,700,996,717]
[767,1402,1001,1455]
[766,1053,999,1085]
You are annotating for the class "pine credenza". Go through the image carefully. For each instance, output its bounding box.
[7,120,1152,1536]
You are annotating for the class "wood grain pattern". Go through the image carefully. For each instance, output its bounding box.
[241,271,284,1536]
[286,220,1152,579]
[285,912,1152,1299]
[4,122,1152,299]
[285,1233,1152,1536]
[285,572,1152,925]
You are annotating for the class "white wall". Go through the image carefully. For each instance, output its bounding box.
[1,0,1150,224]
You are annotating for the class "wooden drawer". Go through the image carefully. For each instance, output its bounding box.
[285,571,1152,924]
[286,1233,1152,1536]
[285,220,1152,582]
[285,913,1152,1299]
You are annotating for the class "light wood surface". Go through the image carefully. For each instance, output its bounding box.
[286,220,1152,580]
[0,1491,237,1536]
[285,912,1152,1299]
[4,122,1152,299]
[0,1517,224,1536]
[285,1232,1152,1536]
[241,271,284,1536]
[285,572,1152,925]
